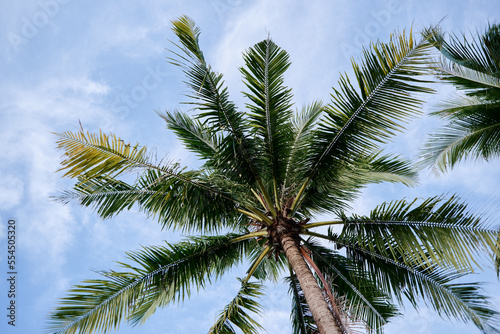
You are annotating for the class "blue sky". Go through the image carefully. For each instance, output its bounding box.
[1,0,500,333]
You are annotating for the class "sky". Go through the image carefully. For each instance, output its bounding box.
[0,0,499,333]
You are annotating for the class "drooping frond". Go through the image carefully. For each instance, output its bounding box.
[292,29,434,213]
[209,280,265,334]
[421,97,500,172]
[330,233,500,333]
[423,25,500,79]
[351,152,418,187]
[245,241,287,281]
[421,24,500,171]
[339,195,500,272]
[46,234,252,334]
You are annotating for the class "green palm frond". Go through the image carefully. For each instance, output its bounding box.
[160,110,220,161]
[55,169,244,232]
[436,60,500,91]
[122,169,244,232]
[54,175,139,215]
[240,38,294,195]
[209,279,265,334]
[47,234,253,334]
[331,233,500,333]
[422,98,500,172]
[421,24,500,171]
[353,152,418,187]
[292,29,434,213]
[297,152,417,218]
[339,195,500,272]
[423,25,500,79]
[284,102,323,193]
[169,16,264,192]
[245,242,288,282]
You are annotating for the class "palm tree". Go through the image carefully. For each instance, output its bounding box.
[47,17,500,334]
[421,24,500,172]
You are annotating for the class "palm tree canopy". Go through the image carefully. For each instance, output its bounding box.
[421,24,500,172]
[48,16,500,334]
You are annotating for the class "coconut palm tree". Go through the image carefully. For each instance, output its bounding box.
[47,16,500,334]
[421,24,500,172]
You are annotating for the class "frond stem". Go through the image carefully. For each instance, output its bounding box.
[243,245,272,283]
[302,220,345,230]
[230,231,268,244]
[237,209,273,227]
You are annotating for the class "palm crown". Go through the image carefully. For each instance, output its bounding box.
[421,24,500,172]
[48,16,500,334]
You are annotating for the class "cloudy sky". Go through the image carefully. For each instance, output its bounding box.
[1,0,499,333]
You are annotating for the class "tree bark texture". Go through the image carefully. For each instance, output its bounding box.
[279,228,342,334]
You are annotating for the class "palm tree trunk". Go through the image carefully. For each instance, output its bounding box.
[279,227,342,334]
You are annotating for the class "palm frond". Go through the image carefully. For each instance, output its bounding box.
[421,95,500,172]
[292,29,434,213]
[284,102,323,196]
[240,38,294,195]
[209,279,265,334]
[160,110,220,161]
[169,16,265,193]
[420,25,500,171]
[352,152,418,187]
[423,25,500,78]
[55,130,232,198]
[296,152,417,218]
[331,233,500,333]
[55,168,245,232]
[436,59,500,91]
[246,241,287,281]
[55,130,149,178]
[46,234,253,334]
[339,195,500,272]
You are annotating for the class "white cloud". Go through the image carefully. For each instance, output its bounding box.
[0,176,24,210]
[0,68,126,284]
[23,204,76,275]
